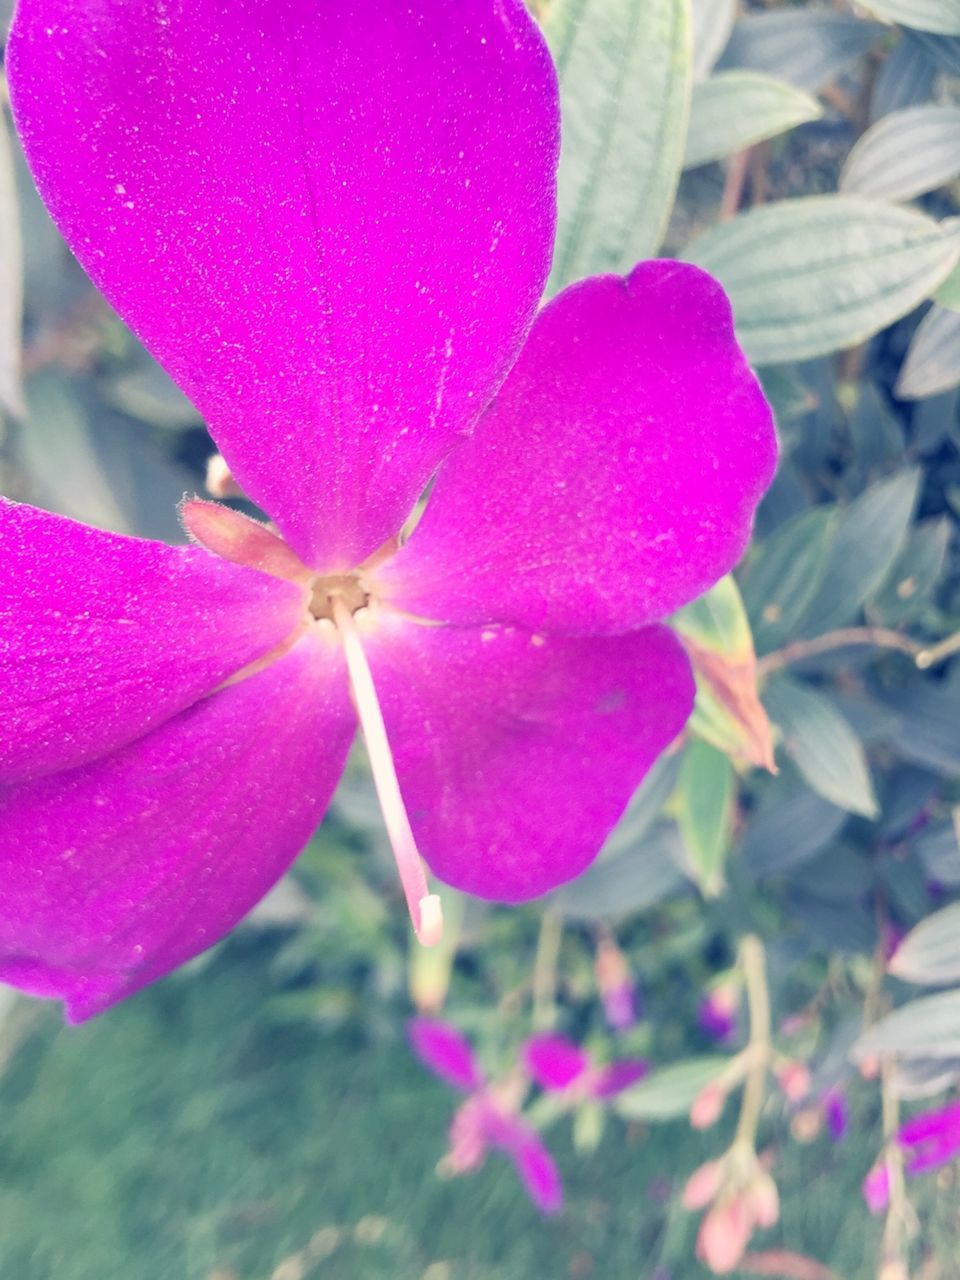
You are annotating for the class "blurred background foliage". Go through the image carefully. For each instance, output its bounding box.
[2,0,960,1277]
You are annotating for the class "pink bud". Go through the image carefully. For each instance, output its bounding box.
[776,1061,811,1102]
[862,1162,892,1216]
[696,1197,752,1274]
[682,1158,725,1211]
[747,1170,780,1228]
[690,1081,726,1130]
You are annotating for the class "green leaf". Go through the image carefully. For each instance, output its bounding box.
[718,12,884,93]
[615,1056,729,1120]
[671,574,753,661]
[740,782,846,878]
[739,508,836,652]
[793,469,920,637]
[935,261,960,312]
[855,990,960,1061]
[870,518,951,624]
[840,105,960,202]
[889,903,960,985]
[545,0,692,290]
[600,752,683,860]
[862,0,960,36]
[896,305,960,399]
[684,71,821,169]
[763,678,878,818]
[550,821,687,920]
[675,739,734,894]
[686,198,960,364]
[691,0,735,80]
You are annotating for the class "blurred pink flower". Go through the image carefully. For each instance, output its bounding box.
[408,1017,562,1214]
[698,986,740,1044]
[522,1033,648,1100]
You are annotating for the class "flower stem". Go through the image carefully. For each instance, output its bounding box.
[331,597,442,947]
[734,934,771,1150]
[532,909,563,1031]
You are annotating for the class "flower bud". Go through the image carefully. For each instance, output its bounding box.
[696,1197,752,1274]
[682,1158,725,1211]
[862,1161,892,1216]
[690,1081,726,1130]
[776,1060,811,1102]
[746,1169,780,1229]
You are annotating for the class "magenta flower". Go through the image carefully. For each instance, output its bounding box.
[408,1017,562,1214]
[898,1098,960,1176]
[3,1,776,1021]
[862,1097,960,1215]
[698,987,740,1044]
[522,1032,648,1100]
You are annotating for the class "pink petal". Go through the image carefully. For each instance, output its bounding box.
[365,616,694,900]
[0,498,306,783]
[898,1100,960,1146]
[407,1018,484,1092]
[522,1034,590,1091]
[504,1123,564,1215]
[0,630,353,1022]
[591,1059,650,1099]
[9,0,559,571]
[379,263,777,633]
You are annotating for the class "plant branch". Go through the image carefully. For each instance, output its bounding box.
[734,934,771,1150]
[757,628,923,678]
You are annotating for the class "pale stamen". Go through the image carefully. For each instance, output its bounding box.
[330,595,443,947]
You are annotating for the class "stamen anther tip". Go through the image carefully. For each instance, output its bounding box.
[416,894,444,948]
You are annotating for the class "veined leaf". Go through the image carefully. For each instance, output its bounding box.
[739,508,836,652]
[936,261,960,312]
[862,0,960,36]
[855,990,960,1060]
[793,469,919,636]
[718,11,884,93]
[841,105,960,201]
[691,0,735,80]
[684,71,821,169]
[676,739,735,893]
[615,1056,729,1120]
[686,198,960,364]
[763,678,878,818]
[897,305,960,399]
[890,903,960,985]
[545,0,692,289]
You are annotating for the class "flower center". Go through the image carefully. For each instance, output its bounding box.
[309,573,368,621]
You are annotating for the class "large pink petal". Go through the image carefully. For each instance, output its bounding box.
[0,499,307,783]
[365,616,694,901]
[0,630,353,1022]
[379,263,777,633]
[8,0,559,571]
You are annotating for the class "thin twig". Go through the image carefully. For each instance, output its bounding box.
[757,628,923,678]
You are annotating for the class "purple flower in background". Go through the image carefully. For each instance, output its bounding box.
[523,1033,648,1100]
[595,935,641,1032]
[2,0,776,1021]
[863,1097,960,1215]
[698,986,741,1044]
[823,1088,849,1143]
[408,1017,562,1214]
[898,1098,960,1176]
